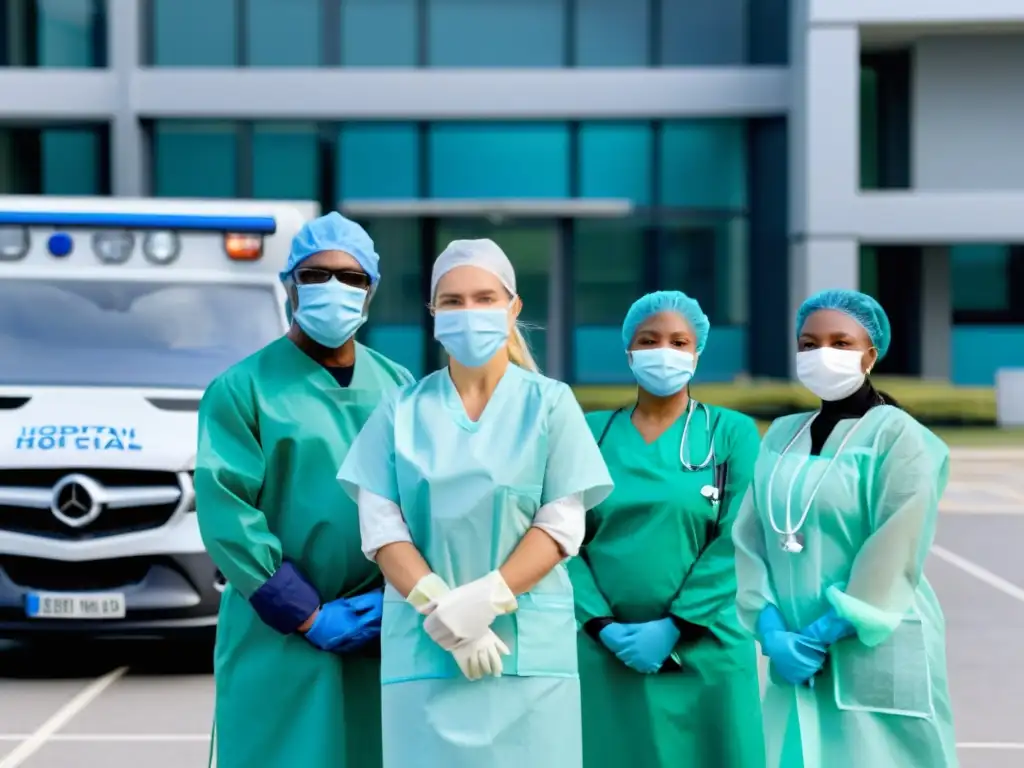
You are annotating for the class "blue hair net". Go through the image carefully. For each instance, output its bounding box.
[621,291,711,353]
[796,289,891,359]
[280,212,379,283]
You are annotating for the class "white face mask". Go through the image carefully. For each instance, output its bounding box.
[795,347,867,402]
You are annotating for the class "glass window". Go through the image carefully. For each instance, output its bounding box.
[427,0,564,67]
[660,0,745,66]
[951,245,1012,313]
[341,0,417,66]
[579,122,652,204]
[0,280,282,389]
[151,0,237,66]
[428,123,570,199]
[338,123,419,200]
[660,120,747,209]
[860,67,879,190]
[252,123,319,200]
[574,0,649,66]
[747,0,789,65]
[246,0,321,66]
[36,0,104,67]
[41,128,101,195]
[152,121,238,198]
[359,218,425,377]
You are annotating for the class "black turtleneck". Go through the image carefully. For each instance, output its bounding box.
[810,380,885,455]
[325,365,354,388]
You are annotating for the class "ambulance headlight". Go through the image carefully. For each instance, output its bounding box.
[0,226,29,261]
[92,232,135,264]
[143,231,180,265]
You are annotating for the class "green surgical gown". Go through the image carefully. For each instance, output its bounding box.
[570,404,766,768]
[195,337,413,768]
[732,405,958,768]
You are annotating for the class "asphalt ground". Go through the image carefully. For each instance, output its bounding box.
[1,449,1022,768]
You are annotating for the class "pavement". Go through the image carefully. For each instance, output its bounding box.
[1,451,1023,767]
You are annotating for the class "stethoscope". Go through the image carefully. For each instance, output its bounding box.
[764,411,868,554]
[679,399,716,472]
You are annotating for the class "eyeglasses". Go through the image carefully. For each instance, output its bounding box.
[294,267,372,290]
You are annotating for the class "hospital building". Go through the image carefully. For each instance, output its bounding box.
[2,0,1022,384]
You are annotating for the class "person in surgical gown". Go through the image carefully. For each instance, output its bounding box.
[570,291,765,767]
[337,238,613,768]
[195,212,413,768]
[732,289,958,768]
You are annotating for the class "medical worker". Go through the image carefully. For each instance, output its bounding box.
[732,289,958,768]
[337,238,613,768]
[569,291,765,767]
[195,212,414,768]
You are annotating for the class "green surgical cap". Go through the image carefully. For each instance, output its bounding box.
[796,289,891,359]
[622,290,710,353]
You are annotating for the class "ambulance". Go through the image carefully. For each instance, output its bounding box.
[0,195,317,644]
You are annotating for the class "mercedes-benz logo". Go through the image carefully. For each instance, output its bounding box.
[50,474,104,529]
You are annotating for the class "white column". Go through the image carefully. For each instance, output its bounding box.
[920,246,952,380]
[108,0,146,196]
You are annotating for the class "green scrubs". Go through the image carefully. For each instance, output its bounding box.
[196,337,413,768]
[570,403,766,767]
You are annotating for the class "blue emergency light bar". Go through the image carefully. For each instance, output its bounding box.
[0,211,278,234]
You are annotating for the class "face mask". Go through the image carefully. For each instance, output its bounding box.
[293,281,368,349]
[434,308,510,367]
[629,348,696,397]
[796,347,866,401]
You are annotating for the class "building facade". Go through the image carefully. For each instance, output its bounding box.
[1,0,1019,384]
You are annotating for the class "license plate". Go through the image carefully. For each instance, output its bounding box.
[25,592,126,620]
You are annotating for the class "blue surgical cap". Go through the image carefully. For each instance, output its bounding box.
[621,291,711,354]
[280,212,380,284]
[796,289,891,359]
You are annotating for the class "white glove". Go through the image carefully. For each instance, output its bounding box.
[423,570,517,651]
[406,573,449,615]
[452,631,510,681]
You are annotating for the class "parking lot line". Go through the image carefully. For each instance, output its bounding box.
[0,734,208,742]
[0,666,127,768]
[931,545,1024,603]
[958,743,1024,750]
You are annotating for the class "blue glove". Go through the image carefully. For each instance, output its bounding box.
[757,606,826,686]
[304,590,383,653]
[598,623,635,654]
[801,608,856,646]
[614,619,681,674]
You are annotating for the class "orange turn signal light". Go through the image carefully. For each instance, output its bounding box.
[224,233,263,261]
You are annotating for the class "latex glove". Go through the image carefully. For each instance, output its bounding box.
[614,619,681,674]
[452,630,511,681]
[407,573,450,615]
[598,623,635,654]
[423,571,517,651]
[757,605,827,686]
[800,608,856,646]
[304,590,383,653]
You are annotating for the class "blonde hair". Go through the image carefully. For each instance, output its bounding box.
[508,323,540,373]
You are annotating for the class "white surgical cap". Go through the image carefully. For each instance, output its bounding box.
[430,239,517,298]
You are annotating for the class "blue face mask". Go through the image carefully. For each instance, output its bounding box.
[629,348,696,397]
[293,280,368,349]
[434,308,510,367]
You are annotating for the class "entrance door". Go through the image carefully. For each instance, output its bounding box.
[430,218,559,373]
[860,245,922,376]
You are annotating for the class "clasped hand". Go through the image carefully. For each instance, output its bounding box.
[600,619,680,674]
[756,605,827,686]
[304,590,383,654]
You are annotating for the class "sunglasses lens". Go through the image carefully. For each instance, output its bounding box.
[296,268,331,284]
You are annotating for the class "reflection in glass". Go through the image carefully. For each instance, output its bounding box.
[41,128,101,195]
[575,0,649,67]
[428,123,570,199]
[0,280,281,388]
[341,0,417,66]
[252,123,319,200]
[36,0,104,67]
[246,0,321,66]
[151,0,237,66]
[951,245,1011,312]
[152,121,238,198]
[579,122,652,204]
[433,220,556,373]
[659,0,745,66]
[426,0,564,67]
[338,123,419,200]
[660,120,747,208]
